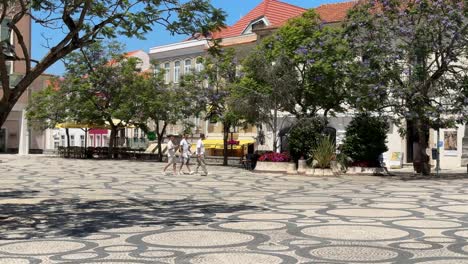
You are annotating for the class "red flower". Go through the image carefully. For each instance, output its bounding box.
[259,152,290,162]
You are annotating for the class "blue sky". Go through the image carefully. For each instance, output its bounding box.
[32,0,345,75]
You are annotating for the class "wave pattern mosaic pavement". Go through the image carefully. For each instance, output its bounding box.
[0,156,467,263]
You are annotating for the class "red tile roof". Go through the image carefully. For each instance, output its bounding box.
[315,1,356,23]
[211,0,355,39]
[124,50,142,57]
[213,0,307,38]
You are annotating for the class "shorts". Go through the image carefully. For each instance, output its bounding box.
[180,155,190,164]
[167,156,176,164]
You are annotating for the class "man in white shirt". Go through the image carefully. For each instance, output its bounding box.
[195,133,208,176]
[163,135,178,175]
[179,134,193,174]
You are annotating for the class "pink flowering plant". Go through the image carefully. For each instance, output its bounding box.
[227,139,240,145]
[258,152,291,162]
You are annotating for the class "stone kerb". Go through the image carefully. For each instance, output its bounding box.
[305,167,335,176]
[345,166,385,175]
[254,161,290,173]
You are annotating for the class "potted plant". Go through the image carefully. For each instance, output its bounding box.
[308,135,336,176]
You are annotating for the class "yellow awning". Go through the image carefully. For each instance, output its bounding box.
[203,139,255,150]
[55,122,107,129]
[55,119,135,129]
[105,119,136,128]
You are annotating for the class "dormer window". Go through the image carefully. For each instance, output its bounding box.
[242,17,269,35]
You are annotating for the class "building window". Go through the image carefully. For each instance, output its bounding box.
[196,59,204,72]
[61,135,65,146]
[154,64,161,74]
[96,135,101,147]
[90,135,94,147]
[184,59,192,74]
[174,61,180,83]
[80,135,85,146]
[70,135,75,146]
[134,128,139,138]
[164,62,170,84]
[1,20,12,74]
[103,135,108,147]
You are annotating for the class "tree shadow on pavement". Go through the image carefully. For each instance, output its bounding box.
[386,172,468,181]
[0,198,264,240]
[0,190,40,198]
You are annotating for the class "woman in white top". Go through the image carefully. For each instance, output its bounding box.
[179,134,193,174]
[195,133,208,176]
[163,135,178,175]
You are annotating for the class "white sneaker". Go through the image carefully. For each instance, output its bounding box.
[189,171,194,175]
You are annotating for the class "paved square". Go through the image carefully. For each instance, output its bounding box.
[0,156,468,263]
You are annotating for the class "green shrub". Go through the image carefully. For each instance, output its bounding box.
[311,135,336,169]
[341,113,389,166]
[288,117,326,161]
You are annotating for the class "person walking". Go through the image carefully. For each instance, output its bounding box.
[163,135,178,175]
[195,133,208,176]
[179,134,193,175]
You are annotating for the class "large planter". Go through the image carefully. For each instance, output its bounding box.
[306,168,335,176]
[286,162,297,174]
[345,167,384,175]
[297,159,307,174]
[254,161,290,173]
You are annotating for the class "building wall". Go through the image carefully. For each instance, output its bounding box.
[12,14,31,74]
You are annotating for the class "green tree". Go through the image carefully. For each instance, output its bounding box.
[182,48,241,166]
[345,0,468,175]
[137,65,196,161]
[0,0,225,128]
[26,79,66,131]
[259,9,352,119]
[233,51,298,152]
[288,117,326,162]
[341,113,389,167]
[61,41,146,156]
[26,79,73,146]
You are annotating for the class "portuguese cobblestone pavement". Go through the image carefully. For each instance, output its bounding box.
[0,155,468,263]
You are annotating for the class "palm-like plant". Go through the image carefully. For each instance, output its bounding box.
[311,135,335,169]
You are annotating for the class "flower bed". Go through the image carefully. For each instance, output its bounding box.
[258,152,290,162]
[255,152,291,173]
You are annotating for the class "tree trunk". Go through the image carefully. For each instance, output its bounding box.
[65,128,70,147]
[156,121,168,162]
[417,120,431,175]
[0,101,15,128]
[65,128,70,158]
[0,40,82,128]
[223,122,229,166]
[84,128,88,148]
[108,126,117,159]
[272,108,278,153]
[84,128,88,158]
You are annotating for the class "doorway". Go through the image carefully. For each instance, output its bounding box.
[406,121,415,163]
[0,129,6,153]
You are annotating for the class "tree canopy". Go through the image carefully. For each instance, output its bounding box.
[258,9,353,119]
[0,0,226,127]
[345,0,468,174]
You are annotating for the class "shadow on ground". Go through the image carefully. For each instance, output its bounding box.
[0,190,39,198]
[0,198,263,239]
[387,172,468,181]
